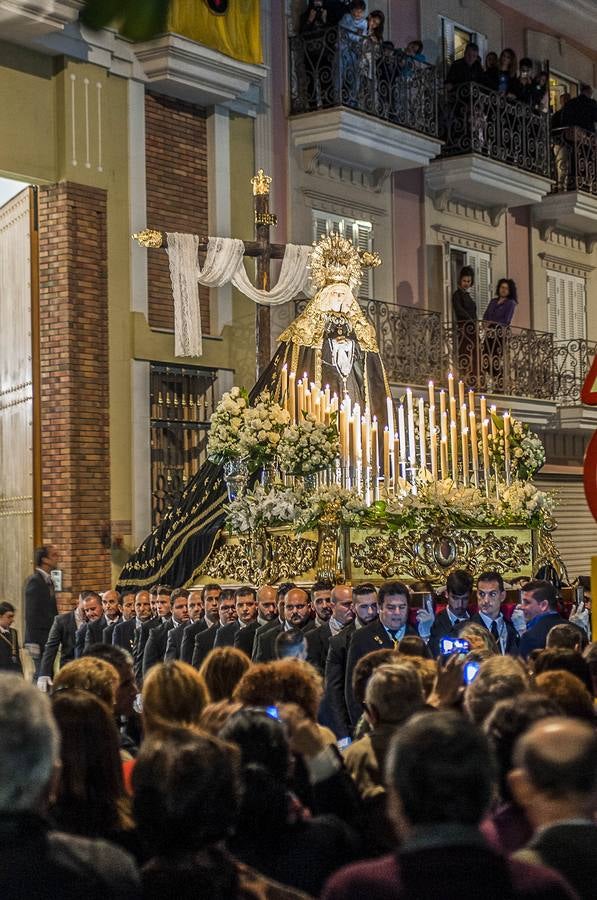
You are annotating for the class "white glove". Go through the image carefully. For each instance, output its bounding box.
[24,642,41,658]
[416,598,435,640]
[569,601,590,635]
[510,607,527,635]
[37,676,53,693]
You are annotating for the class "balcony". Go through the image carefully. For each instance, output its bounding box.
[427,82,552,212]
[534,127,597,241]
[554,338,597,428]
[288,27,442,172]
[0,0,82,49]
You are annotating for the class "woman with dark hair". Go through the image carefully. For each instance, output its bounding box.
[133,728,305,899]
[220,708,355,896]
[50,689,137,856]
[485,48,520,98]
[366,9,384,43]
[483,278,518,388]
[451,265,477,382]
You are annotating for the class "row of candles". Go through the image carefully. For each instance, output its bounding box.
[279,366,512,496]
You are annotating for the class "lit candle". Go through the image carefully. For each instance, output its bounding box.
[449,389,457,424]
[503,411,511,485]
[289,371,296,423]
[313,390,321,423]
[481,418,490,483]
[386,396,395,442]
[462,427,469,485]
[440,409,448,444]
[447,372,455,407]
[398,405,407,461]
[406,388,416,468]
[458,380,465,409]
[450,420,458,482]
[393,432,400,482]
[372,416,379,471]
[418,396,427,470]
[460,403,468,435]
[428,380,435,408]
[440,389,446,422]
[440,437,448,480]
[339,401,347,464]
[383,426,390,484]
[344,405,351,467]
[297,379,305,419]
[429,404,438,480]
[305,388,311,417]
[281,364,288,410]
[490,405,497,440]
[353,403,362,463]
[480,395,487,424]
[469,410,479,486]
[324,384,331,408]
[362,409,371,468]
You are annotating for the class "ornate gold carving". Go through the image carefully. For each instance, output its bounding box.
[308,232,382,293]
[255,211,278,227]
[279,288,379,354]
[350,528,533,583]
[132,229,164,249]
[251,169,272,196]
[534,525,569,583]
[200,528,317,583]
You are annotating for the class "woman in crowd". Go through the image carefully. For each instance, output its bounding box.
[141,659,209,737]
[52,656,119,709]
[485,48,520,98]
[199,646,251,702]
[50,689,138,856]
[483,278,518,388]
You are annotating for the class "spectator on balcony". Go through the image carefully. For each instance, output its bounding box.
[361,10,385,112]
[445,42,484,92]
[484,278,517,327]
[300,1,332,110]
[518,59,547,112]
[552,92,572,190]
[338,0,367,107]
[561,84,597,134]
[404,39,426,64]
[300,0,329,32]
[483,280,517,389]
[484,51,498,79]
[452,266,478,381]
[485,48,520,99]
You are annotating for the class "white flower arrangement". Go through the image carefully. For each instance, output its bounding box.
[237,390,291,470]
[277,413,340,476]
[481,414,545,482]
[207,386,250,464]
[226,483,301,534]
[497,481,555,526]
[295,483,368,531]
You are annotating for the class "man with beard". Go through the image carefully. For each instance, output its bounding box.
[252,587,315,663]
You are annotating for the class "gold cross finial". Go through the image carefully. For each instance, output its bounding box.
[251,169,272,195]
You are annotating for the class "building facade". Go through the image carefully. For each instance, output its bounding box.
[0,0,596,617]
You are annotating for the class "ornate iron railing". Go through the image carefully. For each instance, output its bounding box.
[552,127,597,194]
[289,26,439,138]
[362,300,443,385]
[441,82,551,177]
[553,339,597,405]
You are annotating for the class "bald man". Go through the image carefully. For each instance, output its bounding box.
[306,584,354,674]
[511,717,597,899]
[252,587,315,663]
[113,590,151,654]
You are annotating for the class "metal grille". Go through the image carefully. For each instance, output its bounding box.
[552,126,597,195]
[150,364,218,526]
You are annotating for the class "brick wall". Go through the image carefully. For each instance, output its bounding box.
[145,92,210,334]
[37,182,111,609]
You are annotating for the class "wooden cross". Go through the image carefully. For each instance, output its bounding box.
[133,169,287,379]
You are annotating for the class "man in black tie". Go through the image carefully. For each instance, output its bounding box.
[74,592,104,657]
[143,588,189,675]
[251,587,316,664]
[180,584,221,664]
[37,591,88,690]
[214,586,259,657]
[85,589,121,649]
[114,590,151,654]
[428,569,473,657]
[192,590,237,669]
[133,585,171,683]
[469,571,519,655]
[345,581,421,728]
[307,584,354,674]
[104,591,135,644]
[0,602,22,674]
[251,582,296,662]
[165,589,203,661]
[24,545,59,680]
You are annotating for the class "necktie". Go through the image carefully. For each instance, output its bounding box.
[490,620,500,645]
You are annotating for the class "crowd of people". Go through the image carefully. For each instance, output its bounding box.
[1,545,597,897]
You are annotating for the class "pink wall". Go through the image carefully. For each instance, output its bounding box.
[392,170,427,309]
[388,0,420,50]
[270,1,289,243]
[506,208,531,329]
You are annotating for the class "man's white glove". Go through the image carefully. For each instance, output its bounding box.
[416,598,435,640]
[510,607,527,635]
[37,676,53,693]
[569,601,590,635]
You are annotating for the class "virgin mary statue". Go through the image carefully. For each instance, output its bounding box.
[117,233,392,591]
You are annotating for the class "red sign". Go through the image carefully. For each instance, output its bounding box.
[582,354,597,521]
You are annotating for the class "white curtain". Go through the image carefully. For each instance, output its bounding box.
[166,233,313,358]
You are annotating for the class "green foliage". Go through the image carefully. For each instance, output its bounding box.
[80,0,171,41]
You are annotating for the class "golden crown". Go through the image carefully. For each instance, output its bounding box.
[308,232,381,291]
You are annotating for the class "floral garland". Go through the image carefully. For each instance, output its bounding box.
[277,413,340,476]
[294,484,369,531]
[482,414,545,482]
[225,484,301,534]
[207,387,290,471]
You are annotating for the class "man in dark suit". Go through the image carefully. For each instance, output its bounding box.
[133,585,172,683]
[252,587,316,664]
[143,588,189,675]
[307,583,354,674]
[234,584,278,658]
[104,591,134,644]
[251,582,296,662]
[114,590,151,655]
[469,570,519,655]
[511,717,597,900]
[180,583,220,664]
[324,711,573,900]
[311,579,334,628]
[214,586,257,648]
[75,592,104,657]
[0,602,22,673]
[24,545,59,679]
[165,588,203,661]
[192,589,237,669]
[85,589,122,650]
[37,592,87,688]
[345,581,421,728]
[324,583,379,739]
[428,569,473,657]
[517,580,569,659]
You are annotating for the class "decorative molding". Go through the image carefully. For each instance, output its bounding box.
[537,219,558,242]
[488,205,507,227]
[433,224,502,254]
[371,168,392,193]
[301,146,323,175]
[426,156,550,209]
[538,252,595,277]
[585,235,597,255]
[430,187,452,213]
[301,188,388,221]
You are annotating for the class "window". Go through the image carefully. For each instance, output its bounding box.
[546,271,586,341]
[449,246,492,320]
[441,17,487,77]
[312,210,374,298]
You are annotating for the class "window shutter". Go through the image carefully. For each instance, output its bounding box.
[353,220,373,299]
[547,273,558,336]
[572,277,586,340]
[463,249,491,318]
[441,18,455,77]
[313,212,330,243]
[311,209,374,299]
[546,270,586,340]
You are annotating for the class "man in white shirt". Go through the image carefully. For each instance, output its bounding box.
[471,570,519,655]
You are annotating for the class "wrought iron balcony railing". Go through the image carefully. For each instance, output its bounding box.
[552,127,597,195]
[289,26,439,138]
[441,82,551,178]
[294,298,596,406]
